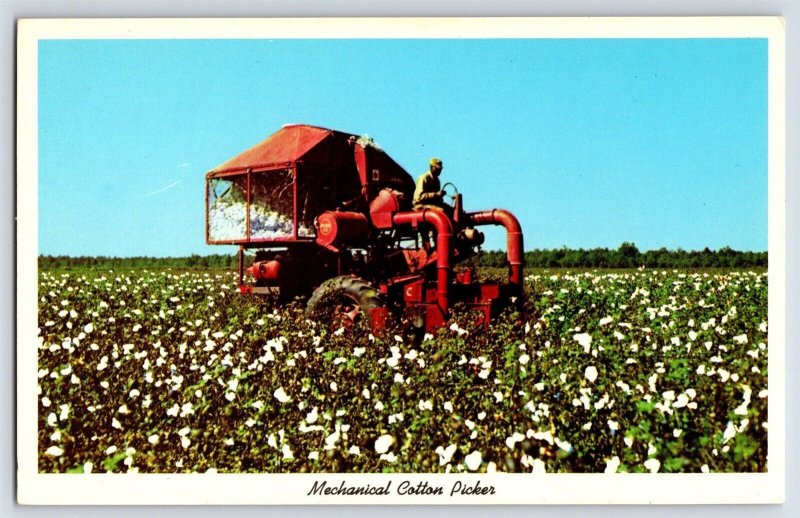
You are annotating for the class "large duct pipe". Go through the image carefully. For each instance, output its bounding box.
[392,209,454,313]
[467,209,524,294]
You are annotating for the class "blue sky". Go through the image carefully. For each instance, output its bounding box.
[38,38,767,256]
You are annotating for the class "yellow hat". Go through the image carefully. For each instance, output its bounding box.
[430,158,443,167]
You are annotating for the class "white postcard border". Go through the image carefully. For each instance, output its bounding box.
[16,16,786,505]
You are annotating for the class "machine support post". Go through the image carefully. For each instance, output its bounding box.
[237,246,245,286]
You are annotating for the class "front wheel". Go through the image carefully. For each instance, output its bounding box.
[306,275,385,332]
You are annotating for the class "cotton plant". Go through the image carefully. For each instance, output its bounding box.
[36,268,768,474]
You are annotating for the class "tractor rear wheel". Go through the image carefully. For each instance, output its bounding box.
[306,275,385,331]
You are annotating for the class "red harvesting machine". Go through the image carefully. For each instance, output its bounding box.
[205,124,523,333]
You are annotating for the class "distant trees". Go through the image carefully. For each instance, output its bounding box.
[37,254,238,270]
[37,243,767,270]
[473,243,767,269]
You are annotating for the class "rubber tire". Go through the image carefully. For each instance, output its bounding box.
[306,275,385,329]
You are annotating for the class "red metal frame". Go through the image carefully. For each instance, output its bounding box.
[245,168,251,240]
[206,163,314,246]
[292,163,298,240]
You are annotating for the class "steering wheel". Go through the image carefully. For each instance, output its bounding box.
[441,182,459,201]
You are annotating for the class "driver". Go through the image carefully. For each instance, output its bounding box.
[413,158,448,211]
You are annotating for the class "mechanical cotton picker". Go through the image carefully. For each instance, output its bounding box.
[205,124,524,333]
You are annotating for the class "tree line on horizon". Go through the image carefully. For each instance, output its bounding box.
[38,242,767,270]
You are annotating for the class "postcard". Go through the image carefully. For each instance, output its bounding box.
[16,17,785,505]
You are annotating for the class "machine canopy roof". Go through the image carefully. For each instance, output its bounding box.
[208,124,410,179]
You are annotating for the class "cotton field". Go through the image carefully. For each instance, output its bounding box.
[36,268,768,474]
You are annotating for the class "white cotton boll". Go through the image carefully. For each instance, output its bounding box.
[722,421,737,444]
[555,438,572,452]
[379,452,397,463]
[604,456,620,473]
[643,458,661,473]
[324,429,340,450]
[435,444,457,465]
[464,450,482,471]
[274,387,291,403]
[673,393,689,408]
[584,366,598,383]
[530,430,554,445]
[374,434,395,454]
[574,333,592,353]
[506,432,525,449]
[46,446,63,457]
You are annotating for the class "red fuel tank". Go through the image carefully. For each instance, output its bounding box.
[315,211,369,249]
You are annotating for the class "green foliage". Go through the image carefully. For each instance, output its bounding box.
[38,242,767,271]
[36,267,768,474]
[38,254,238,270]
[474,244,767,269]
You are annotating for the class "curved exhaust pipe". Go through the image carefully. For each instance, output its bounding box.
[467,209,524,295]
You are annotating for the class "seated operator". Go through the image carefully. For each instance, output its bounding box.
[413,158,449,211]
